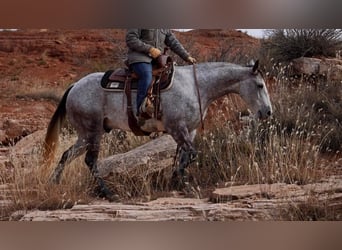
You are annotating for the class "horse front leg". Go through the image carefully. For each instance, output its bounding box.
[177,146,197,176]
[170,127,198,178]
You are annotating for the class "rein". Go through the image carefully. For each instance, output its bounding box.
[193,64,204,130]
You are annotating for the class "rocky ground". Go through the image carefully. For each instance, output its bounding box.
[11,174,342,221]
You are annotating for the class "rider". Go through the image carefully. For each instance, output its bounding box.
[126,29,196,123]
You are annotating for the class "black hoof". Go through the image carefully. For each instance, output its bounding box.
[170,169,187,190]
[173,168,184,178]
[94,186,119,202]
[189,150,198,163]
[104,193,120,202]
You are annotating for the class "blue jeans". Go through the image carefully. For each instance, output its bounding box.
[130,62,153,114]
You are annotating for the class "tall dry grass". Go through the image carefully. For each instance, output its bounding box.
[0,128,151,220]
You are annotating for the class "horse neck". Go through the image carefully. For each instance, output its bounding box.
[197,62,249,107]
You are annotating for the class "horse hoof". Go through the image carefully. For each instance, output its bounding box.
[170,169,188,190]
[102,192,120,202]
[106,194,120,202]
[95,186,119,202]
[173,168,184,177]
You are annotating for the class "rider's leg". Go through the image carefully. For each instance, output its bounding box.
[130,62,153,116]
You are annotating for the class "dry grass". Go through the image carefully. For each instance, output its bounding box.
[15,89,62,104]
[1,129,152,220]
[1,131,91,220]
[279,197,341,221]
[191,124,321,189]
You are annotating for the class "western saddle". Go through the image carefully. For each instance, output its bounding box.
[101,54,174,136]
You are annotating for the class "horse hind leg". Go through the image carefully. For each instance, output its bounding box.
[49,138,87,184]
[84,135,118,202]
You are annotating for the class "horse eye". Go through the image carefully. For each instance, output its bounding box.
[257,84,264,89]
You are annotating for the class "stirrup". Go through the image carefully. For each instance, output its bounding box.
[140,97,155,117]
[137,116,146,127]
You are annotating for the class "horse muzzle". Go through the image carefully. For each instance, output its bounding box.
[257,106,272,120]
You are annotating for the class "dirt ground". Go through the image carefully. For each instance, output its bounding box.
[0,29,124,143]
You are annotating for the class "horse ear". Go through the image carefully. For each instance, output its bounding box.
[252,60,259,73]
[247,59,255,67]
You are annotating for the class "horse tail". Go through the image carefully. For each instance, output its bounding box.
[43,84,74,165]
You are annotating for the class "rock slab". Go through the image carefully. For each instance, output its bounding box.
[19,176,342,221]
[98,135,177,177]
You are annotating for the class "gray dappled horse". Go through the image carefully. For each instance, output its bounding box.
[43,60,272,201]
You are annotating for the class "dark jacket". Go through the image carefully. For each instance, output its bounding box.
[126,29,190,65]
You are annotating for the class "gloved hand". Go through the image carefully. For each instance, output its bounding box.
[149,47,162,59]
[187,56,197,64]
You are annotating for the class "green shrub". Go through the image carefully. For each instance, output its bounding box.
[260,29,342,63]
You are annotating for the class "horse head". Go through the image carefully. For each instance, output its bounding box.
[239,60,272,119]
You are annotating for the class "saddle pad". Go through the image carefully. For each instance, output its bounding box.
[101,69,139,89]
[100,65,175,92]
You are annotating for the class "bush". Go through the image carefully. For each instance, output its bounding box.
[260,29,342,63]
